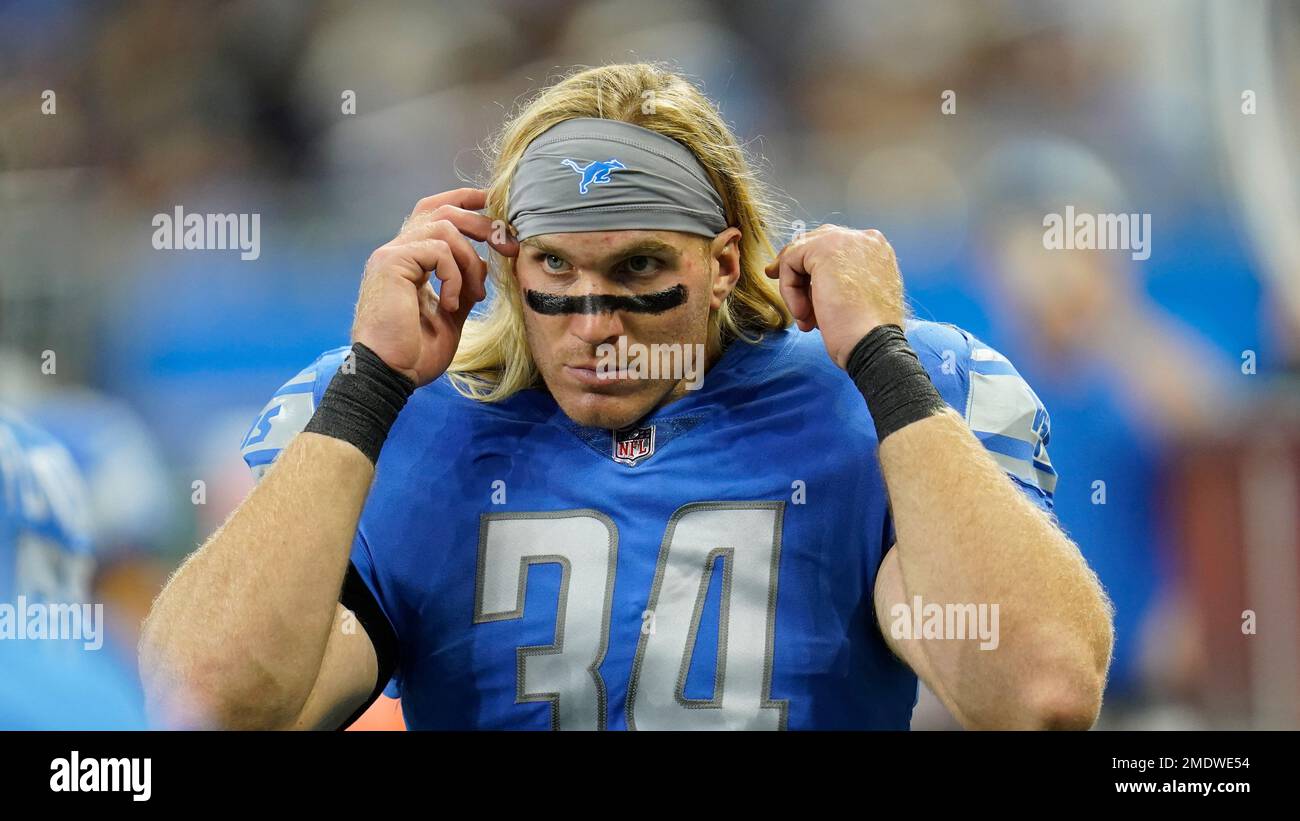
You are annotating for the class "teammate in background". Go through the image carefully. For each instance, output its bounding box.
[141,64,1113,730]
[0,407,144,729]
[25,389,181,668]
[0,408,94,605]
[1,350,184,678]
[971,139,1234,725]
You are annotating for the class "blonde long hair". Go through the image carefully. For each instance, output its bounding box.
[447,63,793,402]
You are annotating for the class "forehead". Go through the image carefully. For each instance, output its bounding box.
[521,229,703,262]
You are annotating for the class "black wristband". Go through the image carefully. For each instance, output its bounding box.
[303,342,415,464]
[845,324,948,442]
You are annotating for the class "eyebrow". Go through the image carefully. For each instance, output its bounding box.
[520,237,684,270]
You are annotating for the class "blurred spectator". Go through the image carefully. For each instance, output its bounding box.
[969,137,1237,725]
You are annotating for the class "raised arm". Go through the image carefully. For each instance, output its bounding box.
[138,188,511,728]
[767,224,1113,730]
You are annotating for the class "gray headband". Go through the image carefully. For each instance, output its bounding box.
[506,117,729,241]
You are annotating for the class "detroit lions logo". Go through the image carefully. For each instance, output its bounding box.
[562,158,626,195]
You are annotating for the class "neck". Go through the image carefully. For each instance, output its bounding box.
[650,336,726,413]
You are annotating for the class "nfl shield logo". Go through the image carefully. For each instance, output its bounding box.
[612,425,656,467]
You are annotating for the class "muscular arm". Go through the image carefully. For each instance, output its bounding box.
[138,433,378,729]
[767,224,1114,730]
[872,409,1114,729]
[138,188,507,730]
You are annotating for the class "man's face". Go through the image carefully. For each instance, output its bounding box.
[993,222,1130,351]
[515,228,740,430]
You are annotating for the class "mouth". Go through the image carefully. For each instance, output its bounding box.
[563,363,637,390]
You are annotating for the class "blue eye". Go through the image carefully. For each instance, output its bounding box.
[543,254,566,272]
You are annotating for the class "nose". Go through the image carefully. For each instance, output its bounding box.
[567,285,626,348]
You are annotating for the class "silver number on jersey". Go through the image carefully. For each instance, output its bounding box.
[627,502,788,730]
[473,510,618,730]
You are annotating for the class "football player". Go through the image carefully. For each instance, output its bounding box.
[140,63,1113,730]
[0,407,144,729]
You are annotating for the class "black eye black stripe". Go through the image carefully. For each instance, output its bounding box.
[524,284,687,315]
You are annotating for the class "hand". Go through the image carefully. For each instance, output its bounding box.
[765,225,905,369]
[351,188,519,386]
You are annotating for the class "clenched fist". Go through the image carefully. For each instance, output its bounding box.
[352,188,519,386]
[765,225,905,369]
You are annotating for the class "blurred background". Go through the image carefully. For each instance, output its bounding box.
[1,0,1298,730]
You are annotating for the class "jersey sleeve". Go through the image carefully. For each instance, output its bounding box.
[907,322,1057,512]
[240,347,350,482]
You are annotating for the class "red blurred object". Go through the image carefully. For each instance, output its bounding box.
[1169,400,1300,729]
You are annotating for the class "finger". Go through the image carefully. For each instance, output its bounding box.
[773,238,816,319]
[367,243,432,288]
[764,243,787,278]
[419,279,473,338]
[776,257,815,328]
[765,252,787,278]
[765,226,819,276]
[393,238,463,313]
[776,236,813,279]
[403,200,520,260]
[399,206,492,243]
[402,218,488,302]
[444,234,488,304]
[490,227,521,259]
[421,239,464,314]
[796,302,818,333]
[409,188,487,218]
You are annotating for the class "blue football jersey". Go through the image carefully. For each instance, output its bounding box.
[0,408,144,729]
[22,390,175,555]
[243,321,1055,730]
[0,408,94,603]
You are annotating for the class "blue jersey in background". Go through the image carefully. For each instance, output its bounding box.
[0,409,144,729]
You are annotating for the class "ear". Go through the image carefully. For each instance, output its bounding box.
[708,228,742,310]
